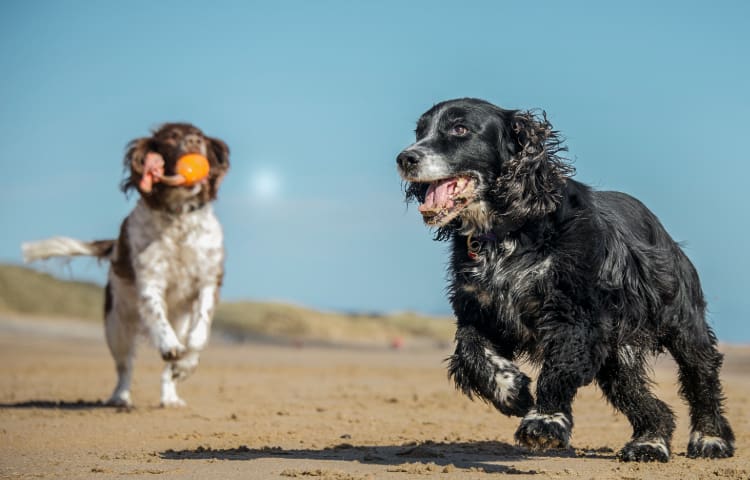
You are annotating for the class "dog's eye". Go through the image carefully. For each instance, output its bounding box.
[451,125,469,137]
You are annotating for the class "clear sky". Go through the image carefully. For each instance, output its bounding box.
[1,1,748,341]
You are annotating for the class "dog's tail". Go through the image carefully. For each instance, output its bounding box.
[22,237,115,263]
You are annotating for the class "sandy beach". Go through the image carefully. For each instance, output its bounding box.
[1,316,747,479]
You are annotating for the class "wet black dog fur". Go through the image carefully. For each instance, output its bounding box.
[396,98,734,462]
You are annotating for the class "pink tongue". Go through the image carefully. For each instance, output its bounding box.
[419,179,457,213]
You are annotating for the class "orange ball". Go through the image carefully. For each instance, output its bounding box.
[176,154,210,185]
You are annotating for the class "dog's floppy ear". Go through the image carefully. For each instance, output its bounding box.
[207,136,230,170]
[206,136,230,198]
[121,137,152,194]
[494,110,573,221]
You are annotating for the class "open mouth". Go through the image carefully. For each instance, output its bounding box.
[417,176,477,226]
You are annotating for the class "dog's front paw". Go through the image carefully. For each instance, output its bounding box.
[687,432,735,459]
[617,437,670,462]
[160,342,187,361]
[482,349,534,417]
[493,372,534,417]
[515,409,572,450]
[171,352,200,381]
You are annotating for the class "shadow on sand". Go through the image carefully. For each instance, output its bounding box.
[0,399,123,410]
[159,440,604,474]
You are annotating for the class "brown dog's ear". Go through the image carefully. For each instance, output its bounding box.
[495,110,573,222]
[206,136,230,199]
[207,136,230,170]
[121,137,152,194]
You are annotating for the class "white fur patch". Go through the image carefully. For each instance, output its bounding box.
[501,237,518,257]
[484,348,520,405]
[532,256,552,276]
[484,348,514,370]
[160,365,186,407]
[494,371,515,400]
[187,284,216,350]
[523,409,571,430]
[617,345,637,367]
[633,437,669,458]
[405,155,455,181]
[690,432,734,449]
[21,236,106,262]
[126,200,223,344]
[459,201,494,234]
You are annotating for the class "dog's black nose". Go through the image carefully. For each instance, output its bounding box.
[397,149,423,169]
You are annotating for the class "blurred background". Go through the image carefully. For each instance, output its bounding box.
[1,1,748,342]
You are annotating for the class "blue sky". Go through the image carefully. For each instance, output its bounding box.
[1,1,748,341]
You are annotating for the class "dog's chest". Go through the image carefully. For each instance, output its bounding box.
[457,238,552,320]
[125,201,223,298]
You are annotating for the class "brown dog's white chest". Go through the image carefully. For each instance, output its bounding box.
[124,200,224,304]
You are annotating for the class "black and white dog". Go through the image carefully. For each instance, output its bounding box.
[396,98,734,462]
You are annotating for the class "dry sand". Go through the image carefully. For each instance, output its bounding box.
[0,315,748,479]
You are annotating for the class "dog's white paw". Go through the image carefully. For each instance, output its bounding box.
[159,340,187,361]
[160,378,186,407]
[160,396,187,408]
[171,352,200,381]
[161,363,188,407]
[106,391,133,408]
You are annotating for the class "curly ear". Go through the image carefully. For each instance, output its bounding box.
[120,137,152,194]
[494,110,573,222]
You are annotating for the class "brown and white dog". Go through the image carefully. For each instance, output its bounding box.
[22,123,230,407]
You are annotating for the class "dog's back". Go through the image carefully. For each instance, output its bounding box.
[593,189,706,337]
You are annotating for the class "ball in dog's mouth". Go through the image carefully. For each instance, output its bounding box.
[418,176,477,226]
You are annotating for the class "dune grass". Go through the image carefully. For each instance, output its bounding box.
[215,301,455,344]
[0,264,455,344]
[0,264,104,321]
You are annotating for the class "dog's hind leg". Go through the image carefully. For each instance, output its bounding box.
[448,324,533,417]
[104,283,137,407]
[596,349,676,462]
[665,322,735,459]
